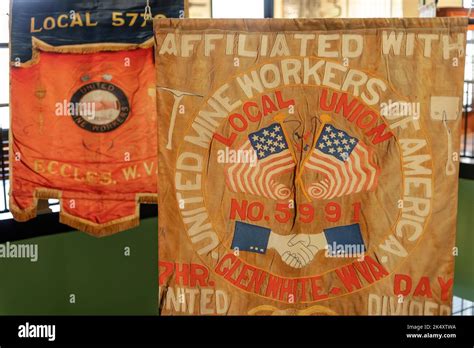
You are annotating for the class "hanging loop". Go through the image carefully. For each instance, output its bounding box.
[144,0,152,21]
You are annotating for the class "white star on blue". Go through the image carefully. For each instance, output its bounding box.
[316,124,358,161]
[249,123,289,160]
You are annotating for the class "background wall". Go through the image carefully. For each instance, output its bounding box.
[0,218,157,315]
[455,179,474,301]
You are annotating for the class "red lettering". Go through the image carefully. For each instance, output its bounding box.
[262,95,278,116]
[213,132,237,147]
[298,278,309,302]
[158,261,174,286]
[356,110,378,129]
[279,278,296,302]
[335,265,362,293]
[348,104,364,122]
[365,123,394,145]
[234,264,254,290]
[394,274,412,296]
[243,101,262,122]
[247,268,267,294]
[247,202,264,221]
[175,263,190,286]
[353,260,375,284]
[215,253,237,276]
[229,113,247,132]
[365,255,388,281]
[310,276,328,301]
[413,276,433,298]
[265,274,282,299]
[224,257,242,283]
[438,277,453,301]
[230,199,247,220]
[190,263,209,287]
[275,90,294,109]
[320,89,337,111]
[335,92,358,117]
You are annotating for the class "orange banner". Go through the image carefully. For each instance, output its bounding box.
[10,44,157,236]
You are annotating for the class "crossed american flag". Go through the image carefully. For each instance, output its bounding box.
[224,116,379,201]
[304,124,379,200]
[225,123,295,200]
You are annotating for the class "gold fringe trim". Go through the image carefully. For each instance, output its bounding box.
[9,199,37,222]
[36,189,61,200]
[13,37,154,68]
[60,212,140,238]
[139,194,159,204]
[8,189,157,237]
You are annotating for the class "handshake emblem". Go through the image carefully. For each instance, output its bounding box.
[231,221,365,269]
[267,231,328,269]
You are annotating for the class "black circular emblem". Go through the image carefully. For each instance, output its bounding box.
[70,82,130,133]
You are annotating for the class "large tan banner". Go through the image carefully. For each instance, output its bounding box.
[156,18,466,315]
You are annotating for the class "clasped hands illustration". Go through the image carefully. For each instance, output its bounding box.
[267,231,328,269]
[232,221,364,269]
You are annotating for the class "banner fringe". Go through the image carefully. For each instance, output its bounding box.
[8,193,158,237]
[60,213,140,238]
[13,37,155,68]
[9,201,37,222]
